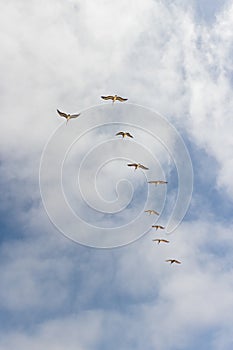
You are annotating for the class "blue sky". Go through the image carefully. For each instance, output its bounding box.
[1,0,233,349]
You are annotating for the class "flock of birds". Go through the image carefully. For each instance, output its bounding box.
[57,95,181,265]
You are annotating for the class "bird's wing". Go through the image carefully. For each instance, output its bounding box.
[139,164,149,170]
[116,132,124,136]
[57,109,68,118]
[152,225,158,228]
[126,132,133,138]
[116,96,128,101]
[101,95,114,100]
[70,113,81,119]
[144,210,149,213]
[161,239,170,243]
[152,239,159,242]
[128,163,137,167]
[147,181,156,184]
[174,260,181,264]
[152,210,159,215]
[165,259,172,262]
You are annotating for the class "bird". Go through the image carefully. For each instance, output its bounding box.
[144,209,159,215]
[152,239,170,244]
[127,163,149,170]
[165,259,181,265]
[152,225,165,230]
[57,109,81,124]
[116,131,133,138]
[101,95,128,103]
[148,180,168,185]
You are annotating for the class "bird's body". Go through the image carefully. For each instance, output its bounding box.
[166,259,181,265]
[153,239,170,244]
[144,209,159,215]
[152,225,165,230]
[148,180,168,185]
[116,131,133,139]
[101,95,128,103]
[57,109,81,124]
[128,163,149,170]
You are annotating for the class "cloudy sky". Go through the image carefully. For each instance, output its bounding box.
[1,0,233,349]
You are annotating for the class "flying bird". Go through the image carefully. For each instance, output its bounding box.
[127,163,149,170]
[148,180,168,185]
[144,209,159,215]
[152,225,165,230]
[116,131,133,138]
[165,259,181,265]
[101,95,128,103]
[153,239,170,244]
[57,109,81,124]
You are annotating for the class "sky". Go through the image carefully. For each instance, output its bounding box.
[1,0,233,349]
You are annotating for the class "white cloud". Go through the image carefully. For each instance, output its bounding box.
[0,312,104,350]
[1,1,233,349]
[1,220,233,349]
[1,0,232,199]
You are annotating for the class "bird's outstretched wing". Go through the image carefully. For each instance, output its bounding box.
[151,210,159,215]
[101,95,114,100]
[139,164,149,170]
[116,132,125,136]
[160,239,170,243]
[70,113,81,119]
[116,96,128,102]
[126,132,133,138]
[174,259,181,264]
[128,163,137,167]
[57,109,68,118]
